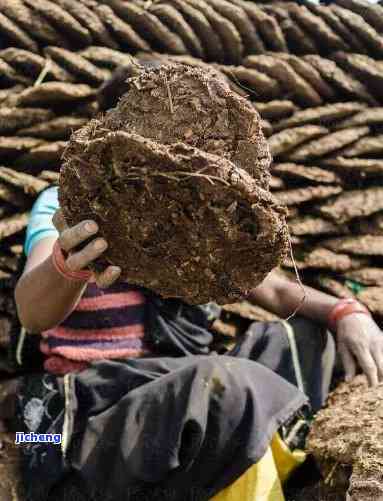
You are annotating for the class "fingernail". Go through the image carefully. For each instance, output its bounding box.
[94,239,107,251]
[110,267,121,275]
[85,222,98,233]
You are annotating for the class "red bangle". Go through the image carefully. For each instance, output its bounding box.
[327,299,371,332]
[51,240,92,282]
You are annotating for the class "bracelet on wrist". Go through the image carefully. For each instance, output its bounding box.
[327,298,371,332]
[52,240,92,282]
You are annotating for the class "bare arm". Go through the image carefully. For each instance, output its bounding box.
[248,269,383,387]
[15,210,121,333]
[248,269,337,323]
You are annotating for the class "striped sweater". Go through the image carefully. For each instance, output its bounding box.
[41,281,152,375]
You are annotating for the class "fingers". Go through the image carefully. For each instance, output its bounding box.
[53,210,121,287]
[95,266,122,289]
[59,220,99,253]
[338,343,356,383]
[66,238,108,272]
[371,339,383,382]
[351,345,379,387]
[52,209,68,233]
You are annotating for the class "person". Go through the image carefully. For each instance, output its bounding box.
[13,70,383,501]
[15,186,383,386]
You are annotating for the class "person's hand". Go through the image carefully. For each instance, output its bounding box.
[336,313,383,387]
[52,209,121,288]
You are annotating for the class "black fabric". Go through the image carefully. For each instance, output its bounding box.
[70,354,306,501]
[16,373,69,501]
[143,292,214,357]
[15,297,335,501]
[229,317,333,412]
[17,334,308,501]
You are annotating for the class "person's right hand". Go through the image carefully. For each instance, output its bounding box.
[52,209,121,288]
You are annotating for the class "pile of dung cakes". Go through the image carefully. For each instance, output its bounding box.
[1,0,383,352]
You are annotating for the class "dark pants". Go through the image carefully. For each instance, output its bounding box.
[16,318,334,501]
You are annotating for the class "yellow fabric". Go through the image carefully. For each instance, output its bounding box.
[210,433,306,501]
[271,432,306,485]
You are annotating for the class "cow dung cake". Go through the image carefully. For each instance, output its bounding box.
[59,64,289,304]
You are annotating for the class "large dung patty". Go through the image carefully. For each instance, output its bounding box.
[59,64,289,304]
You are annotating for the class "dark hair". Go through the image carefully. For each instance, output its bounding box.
[97,60,162,112]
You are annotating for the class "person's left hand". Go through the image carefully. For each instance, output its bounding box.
[336,313,383,387]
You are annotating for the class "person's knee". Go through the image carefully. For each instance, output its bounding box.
[187,356,245,401]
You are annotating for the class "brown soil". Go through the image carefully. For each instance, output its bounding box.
[60,64,288,304]
[308,376,383,501]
